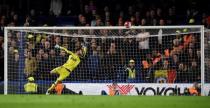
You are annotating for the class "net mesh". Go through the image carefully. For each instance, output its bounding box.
[205,29,210,83]
[6,27,203,94]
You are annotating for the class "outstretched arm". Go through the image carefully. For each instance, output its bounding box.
[60,46,74,55]
[55,45,74,55]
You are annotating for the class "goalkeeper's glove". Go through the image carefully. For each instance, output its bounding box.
[80,43,87,57]
[54,44,60,49]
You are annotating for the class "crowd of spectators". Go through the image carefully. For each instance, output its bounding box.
[0,0,210,27]
[1,0,210,83]
[6,28,203,83]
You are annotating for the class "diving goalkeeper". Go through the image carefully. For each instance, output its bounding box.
[46,44,87,95]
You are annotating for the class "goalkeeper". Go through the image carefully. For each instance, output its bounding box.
[46,44,87,94]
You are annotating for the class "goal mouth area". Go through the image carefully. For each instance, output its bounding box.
[3,26,207,95]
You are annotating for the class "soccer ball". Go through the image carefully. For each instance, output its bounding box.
[124,21,131,28]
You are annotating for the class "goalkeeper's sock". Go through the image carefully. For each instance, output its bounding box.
[48,83,56,91]
[46,84,56,95]
[46,90,50,95]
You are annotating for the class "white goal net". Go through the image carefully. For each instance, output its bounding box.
[4,26,207,95]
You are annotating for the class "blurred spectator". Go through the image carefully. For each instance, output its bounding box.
[24,77,38,94]
[24,51,37,77]
[130,16,137,26]
[137,32,150,50]
[117,17,124,35]
[26,42,36,57]
[141,53,153,82]
[95,16,103,26]
[207,16,210,28]
[145,11,151,25]
[54,36,61,46]
[87,41,101,80]
[117,17,124,26]
[104,6,110,21]
[50,0,62,16]
[119,11,124,20]
[125,59,136,82]
[128,6,134,18]
[156,8,163,21]
[44,41,51,52]
[166,7,176,25]
[23,16,30,26]
[104,42,121,81]
[154,60,168,83]
[38,49,45,58]
[171,54,179,69]
[146,49,162,82]
[135,12,140,25]
[170,38,182,56]
[83,5,92,23]
[77,15,87,26]
[12,14,19,26]
[159,19,165,26]
[152,18,157,26]
[188,59,200,82]
[35,38,45,50]
[167,64,176,83]
[0,16,6,33]
[123,37,138,62]
[176,63,188,83]
[29,9,37,26]
[89,0,96,11]
[8,49,19,80]
[186,48,195,65]
[0,36,3,81]
[37,53,51,80]
[49,49,56,59]
[141,18,147,26]
[48,49,57,70]
[150,10,156,25]
[205,58,210,83]
[35,53,42,72]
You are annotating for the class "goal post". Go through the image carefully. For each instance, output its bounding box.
[4,26,207,95]
[4,28,8,95]
[204,29,210,96]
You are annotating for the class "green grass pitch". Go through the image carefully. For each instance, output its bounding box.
[0,95,210,108]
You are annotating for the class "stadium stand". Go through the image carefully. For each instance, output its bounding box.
[0,0,210,84]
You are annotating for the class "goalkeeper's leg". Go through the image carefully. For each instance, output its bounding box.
[46,67,70,95]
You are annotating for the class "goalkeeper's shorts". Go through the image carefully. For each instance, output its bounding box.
[51,66,71,82]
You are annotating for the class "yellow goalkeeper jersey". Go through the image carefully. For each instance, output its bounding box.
[60,47,81,72]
